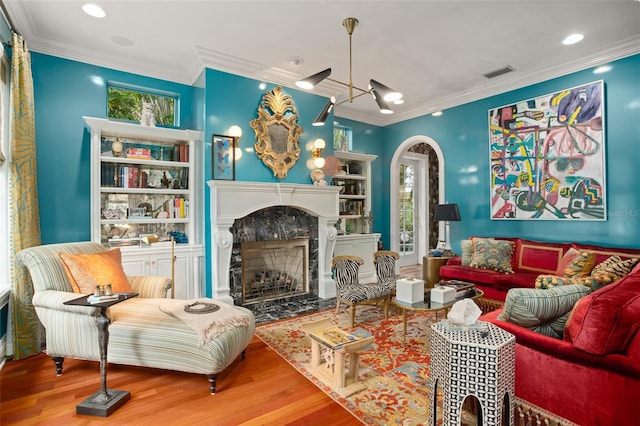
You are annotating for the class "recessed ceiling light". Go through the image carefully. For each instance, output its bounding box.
[82,4,105,18]
[593,65,612,74]
[562,33,584,45]
[432,111,443,117]
[286,56,304,66]
[393,99,404,105]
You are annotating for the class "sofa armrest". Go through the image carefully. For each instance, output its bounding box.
[446,256,462,266]
[482,309,640,379]
[128,276,172,298]
[32,290,99,315]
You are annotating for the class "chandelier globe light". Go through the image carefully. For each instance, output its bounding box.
[295,17,403,125]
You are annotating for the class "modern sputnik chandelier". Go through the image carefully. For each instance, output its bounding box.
[295,17,404,126]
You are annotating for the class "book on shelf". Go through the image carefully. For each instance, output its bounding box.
[309,326,361,350]
[126,147,153,160]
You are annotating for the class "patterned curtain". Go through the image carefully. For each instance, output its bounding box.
[9,33,42,359]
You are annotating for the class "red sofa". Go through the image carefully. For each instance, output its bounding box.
[439,237,640,301]
[481,265,640,426]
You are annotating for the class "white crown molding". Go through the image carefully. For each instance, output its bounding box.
[14,11,640,129]
[381,35,640,126]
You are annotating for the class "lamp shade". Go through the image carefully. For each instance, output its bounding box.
[371,89,394,114]
[434,204,461,222]
[369,79,403,102]
[312,98,334,126]
[295,68,332,90]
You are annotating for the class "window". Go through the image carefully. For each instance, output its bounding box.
[107,84,177,127]
[333,125,352,152]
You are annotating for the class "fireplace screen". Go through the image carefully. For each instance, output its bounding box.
[241,239,309,304]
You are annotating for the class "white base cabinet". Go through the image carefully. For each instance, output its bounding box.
[119,245,204,300]
[334,233,381,284]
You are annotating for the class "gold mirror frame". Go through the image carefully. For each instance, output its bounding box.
[250,86,303,179]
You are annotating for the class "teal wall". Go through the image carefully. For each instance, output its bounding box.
[28,50,640,298]
[382,54,640,252]
[31,52,195,244]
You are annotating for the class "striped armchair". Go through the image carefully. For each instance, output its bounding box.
[16,242,256,394]
[373,250,400,294]
[331,255,391,327]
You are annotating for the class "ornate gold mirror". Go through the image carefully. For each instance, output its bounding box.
[250,86,303,179]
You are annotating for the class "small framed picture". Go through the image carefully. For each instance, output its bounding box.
[127,207,146,218]
[212,134,236,180]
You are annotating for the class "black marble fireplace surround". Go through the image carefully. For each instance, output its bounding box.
[229,206,335,323]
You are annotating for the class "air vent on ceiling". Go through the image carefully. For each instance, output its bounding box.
[483,66,516,79]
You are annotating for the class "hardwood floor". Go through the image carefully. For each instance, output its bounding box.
[2,264,423,425]
[0,336,360,425]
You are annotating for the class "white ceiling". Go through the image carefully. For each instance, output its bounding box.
[3,1,640,126]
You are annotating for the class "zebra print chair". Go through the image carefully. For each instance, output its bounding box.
[331,255,391,327]
[373,250,400,294]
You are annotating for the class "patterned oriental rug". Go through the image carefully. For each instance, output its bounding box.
[255,306,446,425]
[256,306,576,426]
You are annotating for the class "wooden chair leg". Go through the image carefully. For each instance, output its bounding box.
[351,304,356,328]
[335,299,341,315]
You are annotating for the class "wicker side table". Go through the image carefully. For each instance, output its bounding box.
[429,321,516,425]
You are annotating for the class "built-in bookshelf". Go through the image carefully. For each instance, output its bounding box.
[331,151,381,283]
[331,151,377,235]
[85,117,204,299]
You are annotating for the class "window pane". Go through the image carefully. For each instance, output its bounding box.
[107,85,176,126]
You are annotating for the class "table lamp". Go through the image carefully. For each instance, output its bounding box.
[434,203,461,257]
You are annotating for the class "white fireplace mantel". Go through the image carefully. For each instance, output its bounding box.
[208,181,341,304]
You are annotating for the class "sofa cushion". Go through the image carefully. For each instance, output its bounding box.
[591,255,639,280]
[59,248,133,294]
[470,239,514,273]
[492,272,539,290]
[564,265,640,355]
[440,264,503,285]
[555,248,595,278]
[514,239,569,275]
[498,284,591,338]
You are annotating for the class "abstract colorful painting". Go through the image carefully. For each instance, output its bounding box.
[489,81,605,220]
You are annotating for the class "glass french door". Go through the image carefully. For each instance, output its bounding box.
[398,159,419,266]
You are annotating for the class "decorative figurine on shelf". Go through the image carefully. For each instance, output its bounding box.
[111,137,124,157]
[161,171,170,189]
[360,211,374,233]
[140,101,156,127]
[311,168,327,186]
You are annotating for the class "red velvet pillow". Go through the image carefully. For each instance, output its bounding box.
[564,266,640,355]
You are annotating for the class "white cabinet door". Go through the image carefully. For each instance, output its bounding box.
[120,253,152,276]
[334,233,381,283]
[119,246,203,299]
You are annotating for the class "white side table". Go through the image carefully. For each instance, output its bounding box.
[429,321,515,425]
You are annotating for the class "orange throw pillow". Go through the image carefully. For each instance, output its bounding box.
[59,248,133,294]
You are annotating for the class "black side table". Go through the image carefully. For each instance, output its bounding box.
[64,292,138,417]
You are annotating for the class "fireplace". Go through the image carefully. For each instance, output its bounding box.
[208,181,341,305]
[241,239,308,304]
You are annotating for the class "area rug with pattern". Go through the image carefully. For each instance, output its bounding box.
[255,306,442,425]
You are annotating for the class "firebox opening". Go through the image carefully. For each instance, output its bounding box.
[241,239,309,305]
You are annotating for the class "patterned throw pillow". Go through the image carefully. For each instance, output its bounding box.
[591,255,639,280]
[555,248,595,278]
[59,248,133,294]
[470,239,514,273]
[535,273,617,291]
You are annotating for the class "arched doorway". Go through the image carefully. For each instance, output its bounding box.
[390,135,445,267]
